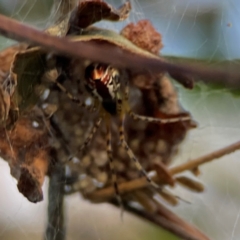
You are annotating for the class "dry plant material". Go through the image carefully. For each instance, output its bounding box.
[121,19,163,55]
[0,44,27,126]
[176,176,204,193]
[40,9,203,240]
[0,44,27,73]
[11,47,51,113]
[1,9,240,87]
[68,0,131,31]
[122,199,211,240]
[0,111,51,203]
[121,19,194,89]
[87,140,240,202]
[153,161,175,186]
[0,45,52,203]
[0,1,239,240]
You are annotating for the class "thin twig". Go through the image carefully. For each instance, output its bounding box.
[0,14,240,87]
[45,163,65,240]
[86,140,240,202]
[170,140,240,175]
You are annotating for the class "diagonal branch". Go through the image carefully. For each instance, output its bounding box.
[86,140,240,202]
[111,199,210,240]
[0,14,240,87]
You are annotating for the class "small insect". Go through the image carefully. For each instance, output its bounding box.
[54,62,191,203]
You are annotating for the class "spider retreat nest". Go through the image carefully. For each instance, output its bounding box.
[0,0,202,215]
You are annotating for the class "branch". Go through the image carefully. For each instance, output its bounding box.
[0,14,240,87]
[170,140,240,175]
[45,163,65,240]
[111,200,210,240]
[86,140,240,202]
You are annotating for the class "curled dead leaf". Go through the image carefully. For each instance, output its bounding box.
[68,0,131,32]
[121,19,163,55]
[0,110,51,202]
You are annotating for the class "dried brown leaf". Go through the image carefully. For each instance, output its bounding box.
[121,19,163,55]
[0,111,51,202]
[68,0,131,32]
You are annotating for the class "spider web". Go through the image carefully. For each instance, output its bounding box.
[0,0,240,240]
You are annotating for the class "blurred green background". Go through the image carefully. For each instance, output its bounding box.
[0,0,240,240]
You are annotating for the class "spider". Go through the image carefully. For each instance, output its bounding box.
[52,61,191,203]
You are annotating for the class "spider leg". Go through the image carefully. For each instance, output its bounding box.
[105,115,123,209]
[128,111,191,123]
[68,117,102,161]
[118,115,159,189]
[116,86,159,189]
[52,74,95,111]
[81,117,102,150]
[122,77,190,124]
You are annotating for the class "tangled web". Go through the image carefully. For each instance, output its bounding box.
[0,1,240,240]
